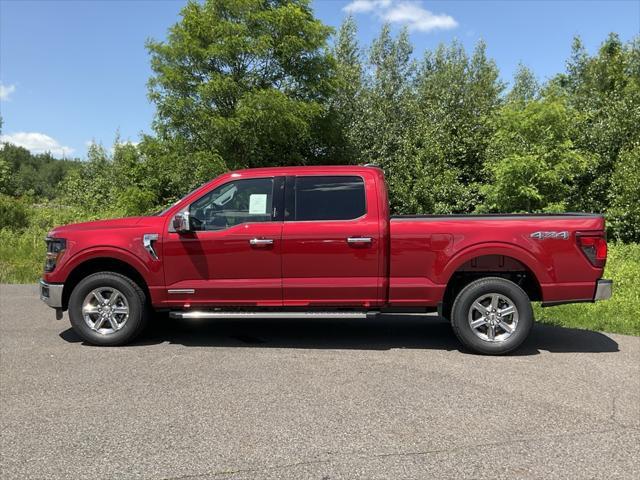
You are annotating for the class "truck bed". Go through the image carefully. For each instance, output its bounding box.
[388,213,605,307]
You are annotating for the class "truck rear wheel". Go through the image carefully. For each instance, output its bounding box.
[450,277,533,355]
[68,272,149,346]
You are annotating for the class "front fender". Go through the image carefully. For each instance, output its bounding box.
[45,245,160,286]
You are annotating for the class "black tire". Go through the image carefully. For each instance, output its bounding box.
[68,272,149,346]
[450,277,533,355]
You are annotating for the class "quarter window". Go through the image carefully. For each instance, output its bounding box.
[294,176,366,221]
[189,178,273,231]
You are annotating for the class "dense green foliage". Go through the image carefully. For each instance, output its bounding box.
[480,95,592,213]
[0,143,80,199]
[0,195,29,230]
[3,3,636,231]
[608,143,640,243]
[0,1,638,334]
[146,0,337,170]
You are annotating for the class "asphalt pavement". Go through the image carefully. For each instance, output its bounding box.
[1,284,639,479]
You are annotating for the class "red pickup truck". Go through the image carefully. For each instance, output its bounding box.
[40,165,612,354]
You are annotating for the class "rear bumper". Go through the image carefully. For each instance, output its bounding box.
[540,279,612,307]
[594,279,613,301]
[39,280,64,308]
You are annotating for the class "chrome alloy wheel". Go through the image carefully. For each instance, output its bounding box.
[468,293,519,342]
[82,287,130,334]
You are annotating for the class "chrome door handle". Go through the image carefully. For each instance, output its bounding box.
[347,237,372,244]
[249,238,274,245]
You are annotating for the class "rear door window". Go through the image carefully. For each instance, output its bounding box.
[293,176,366,221]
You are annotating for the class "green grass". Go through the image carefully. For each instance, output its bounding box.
[0,226,49,283]
[0,203,99,283]
[534,242,640,336]
[1,217,638,335]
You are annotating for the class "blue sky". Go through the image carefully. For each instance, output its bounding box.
[1,0,638,159]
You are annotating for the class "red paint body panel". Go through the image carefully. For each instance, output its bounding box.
[44,166,607,310]
[281,169,382,306]
[163,222,283,307]
[43,216,166,304]
[389,216,605,306]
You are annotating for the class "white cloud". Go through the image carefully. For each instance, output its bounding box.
[0,132,74,157]
[344,0,391,14]
[343,1,457,33]
[0,83,16,101]
[383,2,457,31]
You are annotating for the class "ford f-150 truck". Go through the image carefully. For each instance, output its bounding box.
[40,165,612,354]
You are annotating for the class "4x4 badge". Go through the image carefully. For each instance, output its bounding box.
[530,231,569,240]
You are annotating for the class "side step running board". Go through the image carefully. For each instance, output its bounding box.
[169,311,375,320]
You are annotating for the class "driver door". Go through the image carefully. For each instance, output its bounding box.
[163,176,284,307]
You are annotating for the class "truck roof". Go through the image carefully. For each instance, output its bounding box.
[228,165,382,176]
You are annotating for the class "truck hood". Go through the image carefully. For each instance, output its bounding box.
[48,216,159,237]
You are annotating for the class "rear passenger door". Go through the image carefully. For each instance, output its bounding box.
[281,174,382,307]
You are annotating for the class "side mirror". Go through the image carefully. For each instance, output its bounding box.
[172,212,190,233]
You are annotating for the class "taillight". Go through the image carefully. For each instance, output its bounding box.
[576,233,607,268]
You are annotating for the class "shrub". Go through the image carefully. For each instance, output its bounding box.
[0,195,29,230]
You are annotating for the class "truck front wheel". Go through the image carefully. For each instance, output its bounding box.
[450,277,533,355]
[68,272,149,346]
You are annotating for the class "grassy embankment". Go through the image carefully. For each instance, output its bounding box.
[1,208,638,335]
[534,242,639,336]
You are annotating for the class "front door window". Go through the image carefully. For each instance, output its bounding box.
[189,178,274,231]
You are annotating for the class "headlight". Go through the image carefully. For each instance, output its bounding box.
[44,237,66,272]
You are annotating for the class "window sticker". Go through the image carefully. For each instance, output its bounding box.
[249,194,268,214]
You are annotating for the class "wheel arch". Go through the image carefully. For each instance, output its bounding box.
[61,257,150,310]
[440,245,544,319]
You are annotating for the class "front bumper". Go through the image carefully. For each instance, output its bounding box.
[594,279,613,301]
[39,280,64,308]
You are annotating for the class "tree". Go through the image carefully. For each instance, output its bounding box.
[608,143,640,242]
[480,96,592,213]
[417,41,503,184]
[136,135,225,207]
[60,144,118,215]
[553,34,640,212]
[0,157,9,195]
[393,40,503,214]
[507,63,539,104]
[0,142,79,198]
[147,0,336,170]
[350,25,418,212]
[328,15,364,164]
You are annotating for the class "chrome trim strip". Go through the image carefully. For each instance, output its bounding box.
[168,289,195,294]
[39,280,64,308]
[594,279,613,301]
[170,311,370,320]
